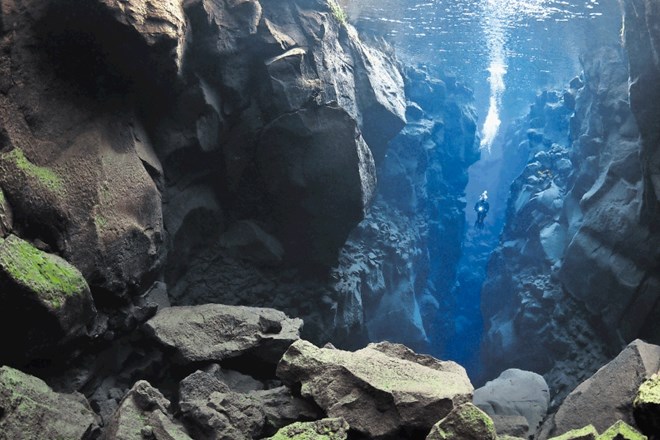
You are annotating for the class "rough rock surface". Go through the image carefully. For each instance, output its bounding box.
[144,304,303,364]
[101,380,192,440]
[0,234,97,364]
[621,0,660,232]
[538,339,660,439]
[473,368,550,438]
[0,366,99,439]
[277,340,473,438]
[178,368,321,440]
[266,418,350,440]
[425,403,497,440]
[179,370,265,440]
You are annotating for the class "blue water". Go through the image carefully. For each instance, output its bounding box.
[344,0,622,377]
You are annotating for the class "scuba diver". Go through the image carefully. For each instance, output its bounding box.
[474,190,490,229]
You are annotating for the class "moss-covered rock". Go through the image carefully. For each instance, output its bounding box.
[0,148,65,195]
[0,234,88,306]
[266,418,350,440]
[0,234,96,364]
[0,366,98,439]
[0,186,11,236]
[598,420,647,440]
[548,425,599,440]
[633,374,660,437]
[426,403,497,440]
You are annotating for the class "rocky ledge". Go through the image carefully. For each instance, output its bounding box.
[1,302,660,440]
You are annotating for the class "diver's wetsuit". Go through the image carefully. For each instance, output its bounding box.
[474,199,489,228]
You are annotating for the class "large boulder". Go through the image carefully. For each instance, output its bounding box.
[144,304,303,364]
[0,366,99,439]
[0,234,97,364]
[539,339,660,439]
[101,380,192,440]
[255,105,376,265]
[425,403,497,440]
[473,368,550,438]
[276,340,473,439]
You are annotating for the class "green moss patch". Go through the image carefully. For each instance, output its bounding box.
[0,148,64,194]
[598,421,647,440]
[635,374,660,406]
[267,418,349,440]
[328,0,347,25]
[0,235,87,308]
[549,425,598,440]
[429,403,497,439]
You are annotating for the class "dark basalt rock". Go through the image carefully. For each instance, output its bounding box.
[538,339,660,439]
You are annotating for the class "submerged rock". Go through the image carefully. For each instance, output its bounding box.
[425,403,497,440]
[539,339,660,439]
[265,418,350,440]
[0,234,96,363]
[144,304,303,365]
[0,366,99,439]
[474,368,550,438]
[276,340,473,439]
[101,380,192,440]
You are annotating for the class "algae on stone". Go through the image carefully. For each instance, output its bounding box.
[0,366,98,439]
[328,0,347,25]
[426,403,497,440]
[598,420,647,440]
[266,418,349,440]
[548,425,598,440]
[633,374,660,437]
[634,374,660,406]
[0,148,64,194]
[0,234,88,308]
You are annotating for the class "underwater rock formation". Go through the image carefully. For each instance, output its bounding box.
[326,65,480,350]
[480,42,660,404]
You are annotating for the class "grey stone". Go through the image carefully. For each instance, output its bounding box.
[102,380,192,440]
[426,403,497,440]
[145,304,303,365]
[474,368,550,438]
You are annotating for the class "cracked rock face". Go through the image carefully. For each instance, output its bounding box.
[276,340,473,439]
